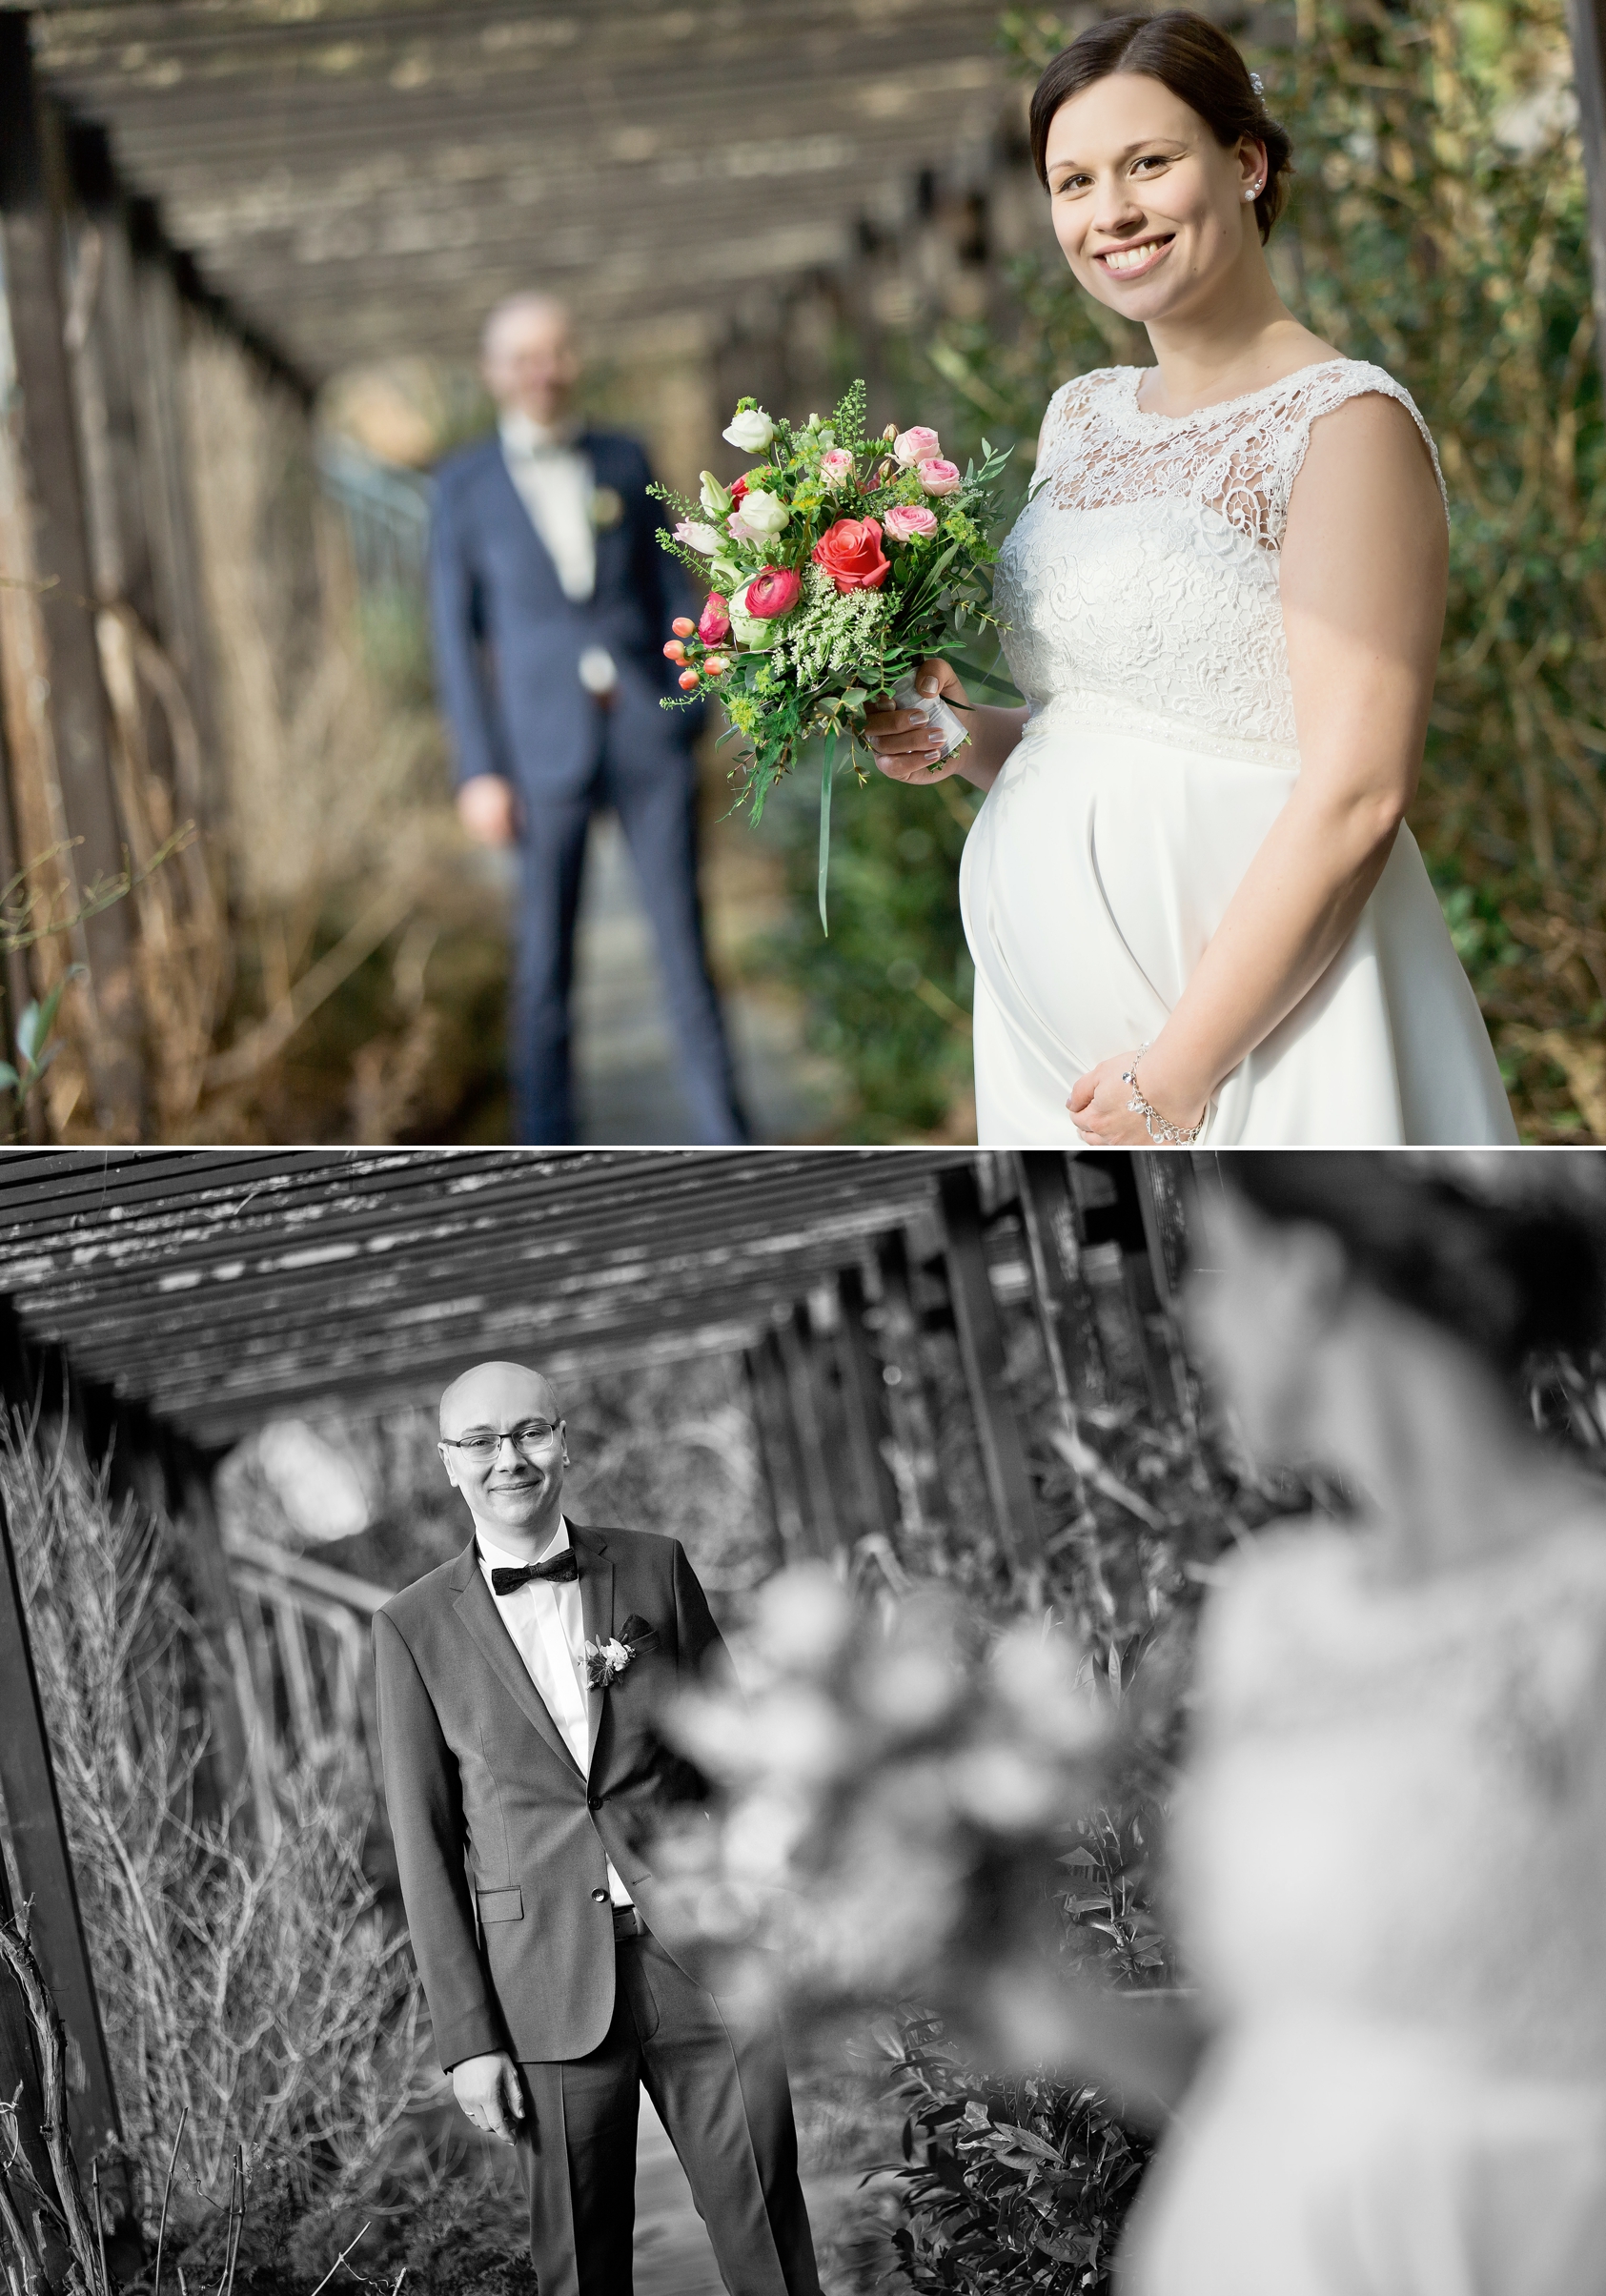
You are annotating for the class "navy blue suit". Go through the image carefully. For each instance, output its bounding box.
[428,429,745,1143]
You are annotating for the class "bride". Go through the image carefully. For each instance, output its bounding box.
[864,10,1515,1146]
[1096,1158,1606,2291]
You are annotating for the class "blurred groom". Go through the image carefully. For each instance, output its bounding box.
[428,292,745,1144]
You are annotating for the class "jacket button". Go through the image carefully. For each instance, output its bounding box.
[587,1796,601,1810]
[591,1888,607,1903]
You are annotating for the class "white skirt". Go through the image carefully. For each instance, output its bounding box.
[1119,2014,1606,2296]
[959,701,1516,1147]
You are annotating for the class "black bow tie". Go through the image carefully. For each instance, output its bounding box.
[490,1550,579,1595]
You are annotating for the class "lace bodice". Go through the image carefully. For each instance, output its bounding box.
[992,360,1446,767]
[1171,1521,1606,2077]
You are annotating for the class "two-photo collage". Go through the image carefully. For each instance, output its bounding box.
[1,4,1602,2294]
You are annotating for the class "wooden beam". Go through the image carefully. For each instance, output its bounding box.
[169,1439,276,1839]
[1568,0,1606,386]
[0,1477,123,2170]
[833,1264,901,1550]
[0,17,144,1137]
[1016,1152,1109,1411]
[775,1305,839,1559]
[743,1336,809,1567]
[936,1163,1044,1567]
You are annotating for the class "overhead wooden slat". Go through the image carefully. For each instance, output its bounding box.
[0,1148,968,1442]
[18,0,1013,376]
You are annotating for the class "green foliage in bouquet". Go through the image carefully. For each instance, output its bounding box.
[651,381,1011,926]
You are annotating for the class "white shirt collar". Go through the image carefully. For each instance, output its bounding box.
[498,410,583,457]
[477,1515,571,1575]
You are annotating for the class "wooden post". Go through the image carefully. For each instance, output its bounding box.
[1016,1152,1109,1412]
[0,1483,122,2170]
[833,1266,902,1549]
[936,1163,1045,1566]
[776,1304,841,1557]
[0,16,144,1136]
[872,1229,947,1545]
[169,1441,276,1841]
[0,1850,75,2290]
[1567,0,1606,385]
[743,1335,808,1564]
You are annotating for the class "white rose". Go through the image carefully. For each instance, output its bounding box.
[738,488,789,537]
[673,519,722,555]
[722,407,776,452]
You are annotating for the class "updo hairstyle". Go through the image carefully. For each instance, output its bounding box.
[1223,1154,1606,1377]
[1029,9,1294,246]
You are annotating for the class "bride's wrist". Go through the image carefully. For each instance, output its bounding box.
[1128,1041,1210,1131]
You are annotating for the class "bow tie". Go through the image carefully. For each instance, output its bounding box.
[490,1550,579,1595]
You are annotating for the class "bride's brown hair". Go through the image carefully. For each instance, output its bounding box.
[1029,9,1293,246]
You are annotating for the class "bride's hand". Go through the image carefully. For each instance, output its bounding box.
[864,660,970,784]
[1067,1050,1205,1146]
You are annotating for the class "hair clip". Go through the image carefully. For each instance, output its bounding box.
[1249,70,1265,95]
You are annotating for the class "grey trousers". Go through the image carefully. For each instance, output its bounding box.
[517,1927,820,2296]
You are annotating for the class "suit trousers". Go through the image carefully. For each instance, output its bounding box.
[517,1926,820,2296]
[510,735,745,1146]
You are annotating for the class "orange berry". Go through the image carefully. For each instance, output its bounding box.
[678,667,700,691]
[704,654,730,677]
[663,640,687,663]
[671,617,696,638]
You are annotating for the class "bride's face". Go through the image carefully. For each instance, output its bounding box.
[1042,72,1265,324]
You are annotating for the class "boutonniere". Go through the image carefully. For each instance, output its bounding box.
[584,1613,661,1689]
[589,485,625,531]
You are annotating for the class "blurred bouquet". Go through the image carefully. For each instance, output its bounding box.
[649,1564,1114,2032]
[652,382,1012,924]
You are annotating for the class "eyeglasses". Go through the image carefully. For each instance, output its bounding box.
[440,1420,559,1463]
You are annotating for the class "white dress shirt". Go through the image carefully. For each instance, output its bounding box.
[477,1516,632,1905]
[498,414,618,696]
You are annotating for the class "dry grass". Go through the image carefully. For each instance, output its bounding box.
[0,1412,438,2278]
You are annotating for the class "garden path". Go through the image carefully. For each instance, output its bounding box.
[571,811,842,1146]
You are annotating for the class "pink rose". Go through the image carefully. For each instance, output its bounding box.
[743,566,803,619]
[811,518,890,593]
[917,457,963,497]
[894,425,942,466]
[819,448,856,489]
[698,593,731,644]
[884,502,939,542]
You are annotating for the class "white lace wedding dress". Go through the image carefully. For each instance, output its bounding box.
[963,360,1516,1144]
[1120,1520,1606,2295]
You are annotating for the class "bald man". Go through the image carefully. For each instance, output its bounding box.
[372,1361,819,2296]
[427,294,745,1146]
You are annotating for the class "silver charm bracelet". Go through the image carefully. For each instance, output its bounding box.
[1121,1044,1205,1146]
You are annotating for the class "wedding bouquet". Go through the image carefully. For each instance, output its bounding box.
[652,380,1012,924]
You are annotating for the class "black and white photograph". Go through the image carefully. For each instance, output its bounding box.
[1,0,1605,2292]
[2,1147,1606,2296]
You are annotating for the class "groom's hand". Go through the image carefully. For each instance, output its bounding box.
[453,2049,526,2144]
[457,774,519,845]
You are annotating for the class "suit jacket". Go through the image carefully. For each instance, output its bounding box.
[427,428,700,804]
[373,1521,728,2069]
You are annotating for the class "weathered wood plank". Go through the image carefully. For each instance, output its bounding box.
[0,20,144,1136]
[937,1163,1045,1568]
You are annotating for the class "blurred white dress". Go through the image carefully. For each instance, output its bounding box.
[1120,1521,1606,2296]
[962,361,1516,1144]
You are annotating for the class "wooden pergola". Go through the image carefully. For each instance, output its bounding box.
[0,1144,1197,2231]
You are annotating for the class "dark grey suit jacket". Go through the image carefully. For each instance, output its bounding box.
[372,1521,728,2070]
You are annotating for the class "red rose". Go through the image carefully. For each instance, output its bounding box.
[743,566,802,620]
[728,476,751,507]
[812,517,890,593]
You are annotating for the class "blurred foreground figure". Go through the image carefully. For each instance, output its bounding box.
[428,294,745,1144]
[667,1156,1606,2295]
[373,1361,818,2296]
[1130,1156,1606,2292]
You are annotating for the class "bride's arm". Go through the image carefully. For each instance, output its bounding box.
[1069,393,1449,1142]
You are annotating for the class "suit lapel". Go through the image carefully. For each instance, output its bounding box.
[449,1538,583,1781]
[580,431,631,600]
[488,440,568,601]
[571,1524,614,1783]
